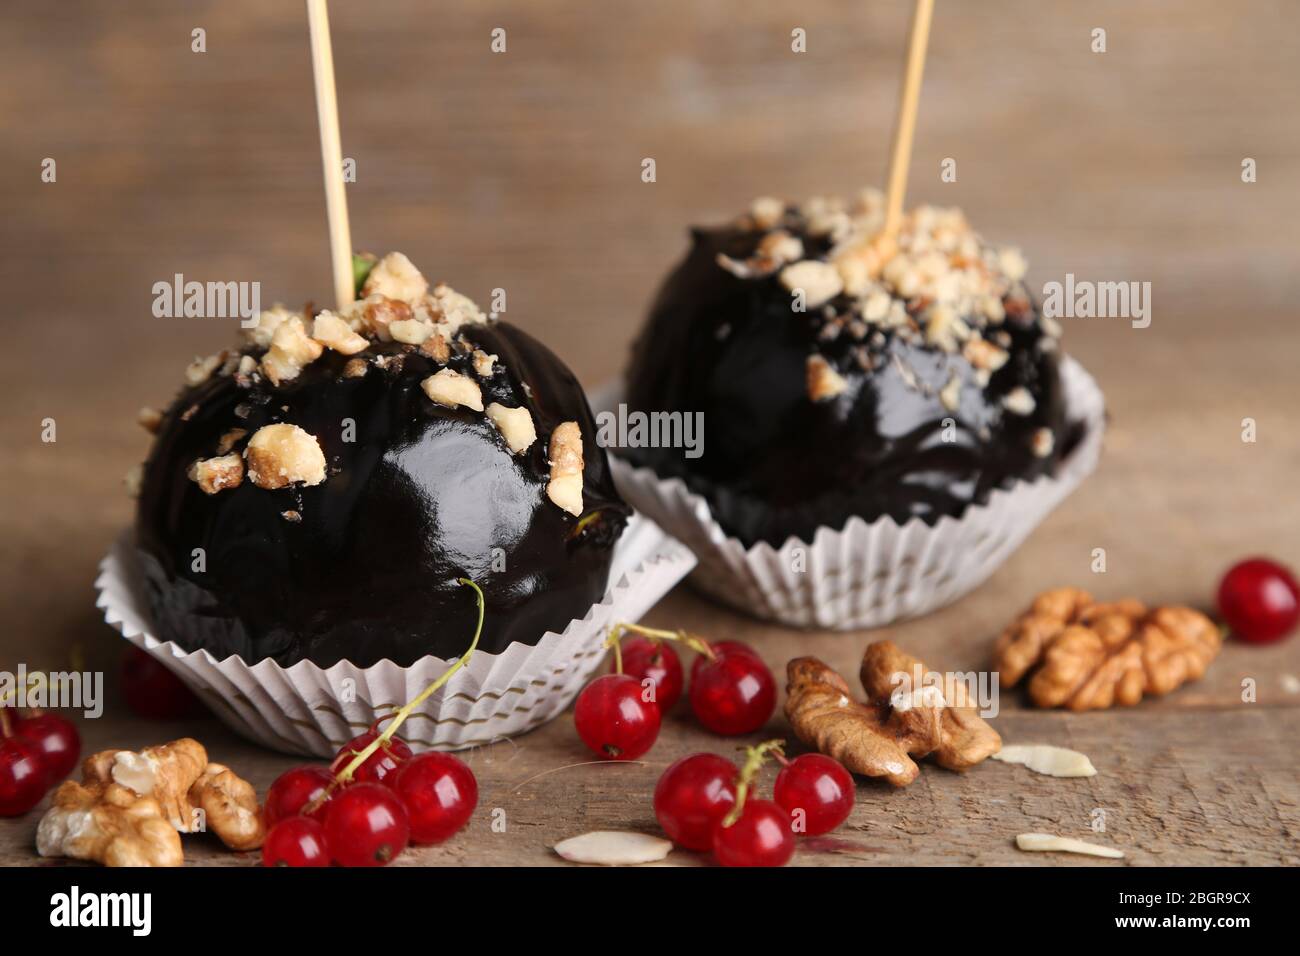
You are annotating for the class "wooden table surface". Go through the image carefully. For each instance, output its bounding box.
[1,0,1297,866]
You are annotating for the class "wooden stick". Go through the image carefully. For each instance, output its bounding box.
[882,0,935,239]
[306,0,354,309]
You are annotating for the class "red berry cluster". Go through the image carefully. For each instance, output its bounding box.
[574,625,777,760]
[0,706,81,817]
[261,728,478,867]
[261,577,485,868]
[654,740,854,867]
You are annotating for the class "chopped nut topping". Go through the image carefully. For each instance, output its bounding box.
[939,372,962,412]
[215,428,247,455]
[426,282,487,334]
[1001,386,1036,416]
[243,305,298,349]
[472,350,498,378]
[187,453,245,495]
[749,196,785,230]
[359,295,414,341]
[184,352,224,387]
[420,332,450,363]
[998,248,1028,282]
[1030,427,1054,458]
[261,317,324,386]
[546,421,584,516]
[245,424,327,489]
[342,357,369,379]
[924,304,971,353]
[281,510,302,523]
[389,319,435,345]
[421,368,483,411]
[485,403,536,454]
[962,337,1009,372]
[311,311,369,355]
[779,261,844,309]
[137,407,163,434]
[361,252,428,304]
[806,354,848,402]
[123,463,144,498]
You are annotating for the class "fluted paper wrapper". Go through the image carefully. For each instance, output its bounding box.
[596,356,1105,629]
[96,515,695,756]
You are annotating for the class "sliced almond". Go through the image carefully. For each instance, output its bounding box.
[553,831,672,866]
[1015,833,1123,859]
[992,744,1097,778]
[421,368,483,411]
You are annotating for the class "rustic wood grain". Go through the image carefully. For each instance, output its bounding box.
[1,0,1298,866]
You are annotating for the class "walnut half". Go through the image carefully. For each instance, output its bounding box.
[993,587,1222,710]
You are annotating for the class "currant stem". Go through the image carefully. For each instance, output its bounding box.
[720,738,785,828]
[334,578,485,785]
[607,621,717,661]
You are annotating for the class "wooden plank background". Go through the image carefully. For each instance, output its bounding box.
[0,0,1297,866]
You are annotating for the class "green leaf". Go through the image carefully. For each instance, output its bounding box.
[352,254,376,298]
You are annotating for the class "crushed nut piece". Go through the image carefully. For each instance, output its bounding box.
[261,317,324,385]
[994,588,1222,710]
[785,642,1001,788]
[184,352,224,387]
[1030,427,1054,458]
[421,368,484,411]
[779,260,844,309]
[749,196,786,230]
[245,423,327,489]
[1001,386,1036,416]
[187,453,244,495]
[939,372,962,412]
[547,421,584,516]
[243,305,298,349]
[963,338,1009,372]
[420,332,450,363]
[215,428,247,455]
[124,464,144,498]
[389,318,436,345]
[472,350,498,378]
[342,357,369,379]
[485,403,536,454]
[312,310,369,355]
[806,354,848,402]
[427,282,487,333]
[359,295,414,341]
[361,251,428,303]
[137,407,163,434]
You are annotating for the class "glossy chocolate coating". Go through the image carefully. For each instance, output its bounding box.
[137,321,629,668]
[623,223,1077,547]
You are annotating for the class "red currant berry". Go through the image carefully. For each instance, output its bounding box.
[689,641,760,681]
[0,737,50,817]
[620,637,683,712]
[689,645,776,736]
[574,673,661,760]
[712,799,795,867]
[323,782,410,867]
[14,713,80,782]
[261,816,332,867]
[264,765,336,827]
[1218,557,1300,645]
[120,647,201,720]
[773,754,854,836]
[391,752,478,844]
[333,731,412,786]
[653,753,737,851]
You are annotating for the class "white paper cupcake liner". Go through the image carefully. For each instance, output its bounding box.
[593,356,1105,629]
[96,515,696,757]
